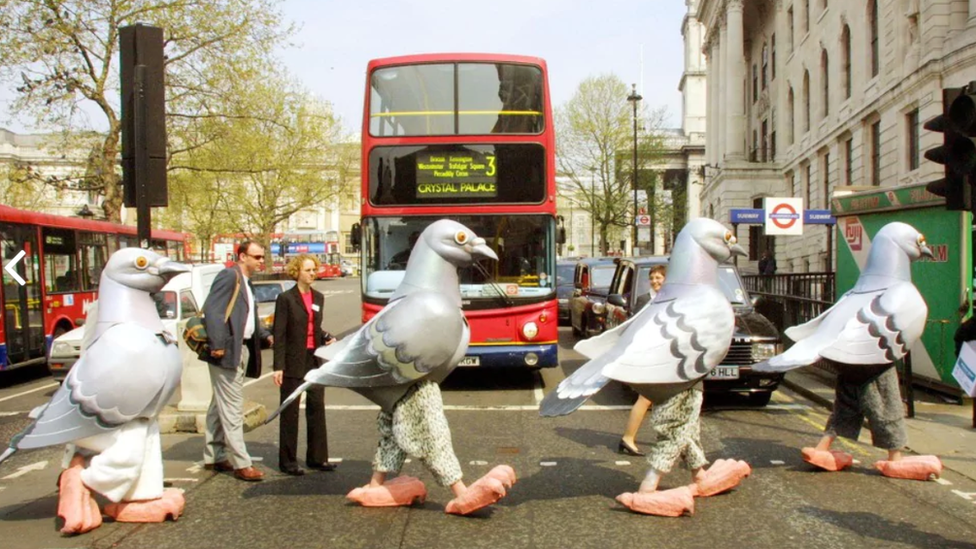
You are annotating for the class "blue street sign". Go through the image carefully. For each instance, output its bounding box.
[730,208,764,224]
[804,209,836,225]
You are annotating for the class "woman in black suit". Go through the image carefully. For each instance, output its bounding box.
[272,254,337,476]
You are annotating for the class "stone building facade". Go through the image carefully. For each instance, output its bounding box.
[693,0,976,272]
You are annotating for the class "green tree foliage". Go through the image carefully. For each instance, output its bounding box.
[0,0,294,222]
[555,74,667,254]
[162,64,353,253]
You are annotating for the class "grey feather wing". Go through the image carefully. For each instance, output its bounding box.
[305,292,467,388]
[10,324,180,451]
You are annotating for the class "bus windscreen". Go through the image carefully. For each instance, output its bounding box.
[369,62,544,136]
[369,144,545,205]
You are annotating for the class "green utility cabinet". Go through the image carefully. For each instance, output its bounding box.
[832,183,972,392]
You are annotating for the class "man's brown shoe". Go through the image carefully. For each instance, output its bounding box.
[233,466,264,482]
[204,461,233,472]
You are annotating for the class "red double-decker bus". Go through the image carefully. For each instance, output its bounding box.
[359,53,558,368]
[0,204,190,371]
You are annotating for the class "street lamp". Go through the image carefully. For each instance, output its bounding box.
[626,83,642,256]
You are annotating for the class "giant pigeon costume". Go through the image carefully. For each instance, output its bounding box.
[754,221,942,480]
[0,248,189,534]
[268,219,516,515]
[540,218,752,516]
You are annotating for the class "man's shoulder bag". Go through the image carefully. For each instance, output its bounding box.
[183,271,240,360]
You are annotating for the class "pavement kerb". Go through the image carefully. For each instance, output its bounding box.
[157,400,267,434]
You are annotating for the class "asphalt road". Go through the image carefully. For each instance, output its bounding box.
[1,277,976,548]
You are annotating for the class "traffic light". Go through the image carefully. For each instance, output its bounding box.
[925,85,976,210]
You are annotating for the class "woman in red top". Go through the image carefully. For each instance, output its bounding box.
[272,254,337,476]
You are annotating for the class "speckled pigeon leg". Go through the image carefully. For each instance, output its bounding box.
[347,476,428,507]
[104,488,185,523]
[801,447,853,471]
[688,458,752,497]
[444,473,508,515]
[874,455,943,480]
[616,486,695,517]
[57,454,103,535]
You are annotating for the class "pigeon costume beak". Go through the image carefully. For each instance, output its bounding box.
[152,257,191,279]
[920,244,934,259]
[729,243,747,257]
[468,238,498,261]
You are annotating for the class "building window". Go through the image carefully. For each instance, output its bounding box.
[771,130,777,160]
[789,171,799,196]
[788,7,795,51]
[752,129,759,161]
[761,119,769,162]
[762,43,769,90]
[869,0,879,77]
[749,197,774,261]
[803,70,811,133]
[771,33,777,80]
[821,50,829,118]
[842,25,852,99]
[907,108,920,171]
[805,163,815,208]
[788,87,795,145]
[803,0,810,34]
[844,137,853,185]
[822,151,831,207]
[752,64,758,103]
[870,119,881,185]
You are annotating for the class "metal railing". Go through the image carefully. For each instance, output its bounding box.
[742,272,835,330]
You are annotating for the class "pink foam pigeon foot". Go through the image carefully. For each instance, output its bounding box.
[445,474,507,515]
[104,488,186,523]
[346,476,427,507]
[616,486,695,517]
[874,455,943,481]
[57,459,103,535]
[484,465,517,489]
[688,459,752,497]
[801,447,853,472]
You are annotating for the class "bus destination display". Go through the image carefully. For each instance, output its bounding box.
[416,151,497,198]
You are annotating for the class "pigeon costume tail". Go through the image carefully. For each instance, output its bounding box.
[0,446,15,465]
[539,354,613,417]
[265,380,314,424]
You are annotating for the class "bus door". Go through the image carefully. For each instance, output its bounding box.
[0,223,44,367]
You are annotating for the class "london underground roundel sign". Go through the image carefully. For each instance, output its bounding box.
[764,197,804,235]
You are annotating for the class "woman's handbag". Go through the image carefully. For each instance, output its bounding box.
[183,271,240,359]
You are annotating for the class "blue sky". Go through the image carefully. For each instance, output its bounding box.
[1,0,689,135]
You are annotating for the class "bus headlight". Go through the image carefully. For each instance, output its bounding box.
[524,352,539,366]
[522,321,539,340]
[751,343,779,361]
[592,302,606,315]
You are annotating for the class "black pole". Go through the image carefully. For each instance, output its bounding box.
[826,224,833,274]
[732,223,739,267]
[135,64,150,248]
[632,98,639,255]
[904,352,915,419]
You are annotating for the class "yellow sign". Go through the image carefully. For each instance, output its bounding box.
[416,151,497,198]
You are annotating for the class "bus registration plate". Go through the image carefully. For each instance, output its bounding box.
[459,356,480,366]
[707,366,739,380]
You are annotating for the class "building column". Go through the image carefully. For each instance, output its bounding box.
[705,48,714,167]
[715,27,725,163]
[724,0,746,161]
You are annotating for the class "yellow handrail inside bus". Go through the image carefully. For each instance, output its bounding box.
[371,110,542,117]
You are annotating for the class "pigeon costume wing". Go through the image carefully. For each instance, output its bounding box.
[540,286,734,417]
[754,221,933,373]
[820,282,927,364]
[7,324,181,450]
[541,217,745,418]
[308,292,468,388]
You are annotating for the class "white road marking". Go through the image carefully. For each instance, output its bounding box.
[164,478,199,483]
[1,460,48,480]
[404,459,412,464]
[952,490,976,500]
[0,382,58,404]
[770,460,785,465]
[615,461,631,466]
[540,461,557,467]
[187,464,204,474]
[328,458,343,463]
[469,460,489,466]
[852,459,862,465]
[934,477,953,486]
[0,411,25,417]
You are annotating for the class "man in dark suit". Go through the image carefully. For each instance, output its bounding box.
[272,255,338,476]
[202,239,273,481]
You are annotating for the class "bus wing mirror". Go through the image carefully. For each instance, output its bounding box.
[351,223,362,252]
[557,227,566,245]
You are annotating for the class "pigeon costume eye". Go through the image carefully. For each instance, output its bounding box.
[724,231,736,245]
[454,231,469,245]
[917,234,926,247]
[134,256,149,270]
